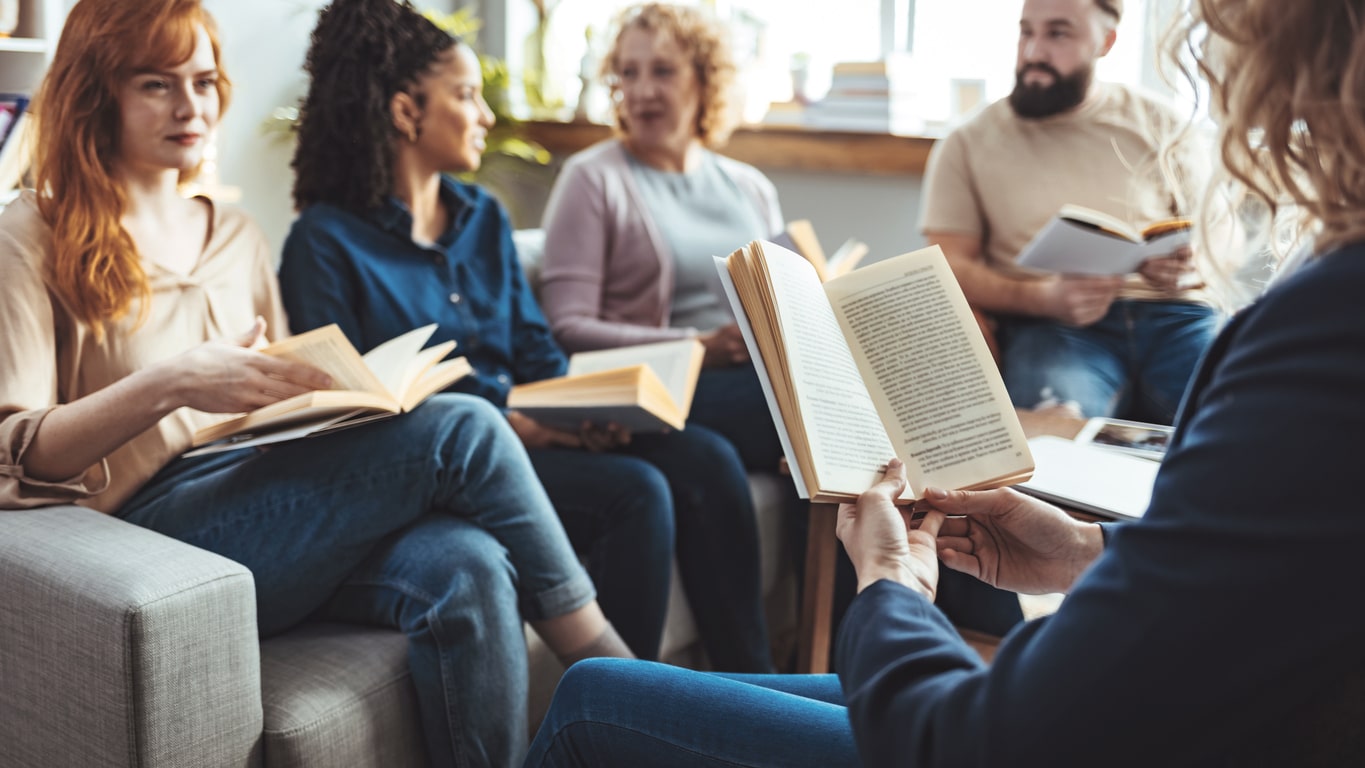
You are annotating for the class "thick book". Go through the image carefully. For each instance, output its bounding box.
[1017,435,1159,521]
[716,240,1033,503]
[506,338,704,432]
[188,323,471,453]
[1016,204,1193,276]
[772,219,870,284]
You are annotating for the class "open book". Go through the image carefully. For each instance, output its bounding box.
[1016,204,1192,276]
[717,240,1033,503]
[506,338,705,432]
[188,324,471,454]
[1017,436,1159,521]
[772,219,870,283]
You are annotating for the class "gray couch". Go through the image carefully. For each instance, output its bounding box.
[0,477,793,767]
[0,230,797,766]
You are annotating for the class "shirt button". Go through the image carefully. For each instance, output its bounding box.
[449,292,461,304]
[497,374,509,384]
[433,255,446,267]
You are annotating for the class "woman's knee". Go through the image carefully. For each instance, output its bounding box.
[411,521,520,612]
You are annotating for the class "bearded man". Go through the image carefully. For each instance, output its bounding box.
[921,0,1222,427]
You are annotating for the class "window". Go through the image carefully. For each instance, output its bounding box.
[508,0,1190,132]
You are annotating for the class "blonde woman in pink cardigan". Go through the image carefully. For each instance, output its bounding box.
[541,2,794,671]
[541,2,787,481]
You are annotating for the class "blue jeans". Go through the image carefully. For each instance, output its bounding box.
[523,658,857,767]
[1000,299,1222,424]
[119,394,595,768]
[528,447,674,661]
[531,423,772,671]
[627,425,773,672]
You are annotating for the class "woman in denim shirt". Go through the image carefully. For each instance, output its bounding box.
[279,0,775,674]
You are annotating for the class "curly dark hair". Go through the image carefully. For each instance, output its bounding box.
[291,0,459,213]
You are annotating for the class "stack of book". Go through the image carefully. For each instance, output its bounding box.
[804,56,922,134]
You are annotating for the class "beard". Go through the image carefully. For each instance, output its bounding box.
[1008,62,1093,119]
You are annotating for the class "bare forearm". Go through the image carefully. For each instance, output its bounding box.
[23,364,182,482]
[952,256,1049,316]
[929,230,1050,318]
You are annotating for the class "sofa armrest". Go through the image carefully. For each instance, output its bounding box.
[0,506,264,767]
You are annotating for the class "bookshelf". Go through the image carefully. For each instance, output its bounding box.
[0,0,59,199]
[0,0,61,94]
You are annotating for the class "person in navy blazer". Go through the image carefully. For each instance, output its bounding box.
[521,0,1365,765]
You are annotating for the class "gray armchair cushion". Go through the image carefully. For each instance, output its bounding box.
[259,623,427,768]
[0,506,262,768]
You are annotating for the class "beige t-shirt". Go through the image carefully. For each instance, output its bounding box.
[0,192,289,513]
[920,82,1209,303]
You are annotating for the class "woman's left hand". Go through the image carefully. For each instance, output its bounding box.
[699,323,750,367]
[836,458,943,599]
[579,420,631,452]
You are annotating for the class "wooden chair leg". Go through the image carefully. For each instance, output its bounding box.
[796,502,839,674]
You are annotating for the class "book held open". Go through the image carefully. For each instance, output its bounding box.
[506,338,705,432]
[1016,204,1192,276]
[716,240,1033,503]
[187,323,470,454]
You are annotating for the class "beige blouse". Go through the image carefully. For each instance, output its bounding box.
[0,192,289,513]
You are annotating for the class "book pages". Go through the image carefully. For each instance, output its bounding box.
[715,254,815,497]
[825,246,1032,494]
[361,324,440,398]
[266,324,391,397]
[566,338,704,416]
[753,243,897,497]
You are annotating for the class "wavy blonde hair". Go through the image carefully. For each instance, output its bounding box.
[601,2,739,148]
[1170,0,1365,267]
[31,0,231,336]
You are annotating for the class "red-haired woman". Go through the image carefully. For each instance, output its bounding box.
[0,1,629,766]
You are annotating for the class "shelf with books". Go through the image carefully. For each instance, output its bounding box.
[0,0,61,198]
[517,119,938,177]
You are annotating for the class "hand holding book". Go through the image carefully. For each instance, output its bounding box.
[1017,204,1193,276]
[187,323,471,454]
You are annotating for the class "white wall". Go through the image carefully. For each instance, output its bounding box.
[205,0,320,254]
[767,169,925,264]
[204,0,460,255]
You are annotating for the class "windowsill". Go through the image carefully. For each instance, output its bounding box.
[517,119,939,177]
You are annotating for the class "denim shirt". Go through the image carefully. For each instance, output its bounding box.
[279,177,567,407]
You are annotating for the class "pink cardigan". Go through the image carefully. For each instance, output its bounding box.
[539,139,784,353]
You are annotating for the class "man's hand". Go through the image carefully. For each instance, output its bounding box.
[1035,274,1124,326]
[836,459,943,599]
[1138,245,1200,291]
[923,486,1104,595]
[158,317,333,414]
[699,323,749,368]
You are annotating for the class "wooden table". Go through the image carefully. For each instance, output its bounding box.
[793,409,1086,674]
